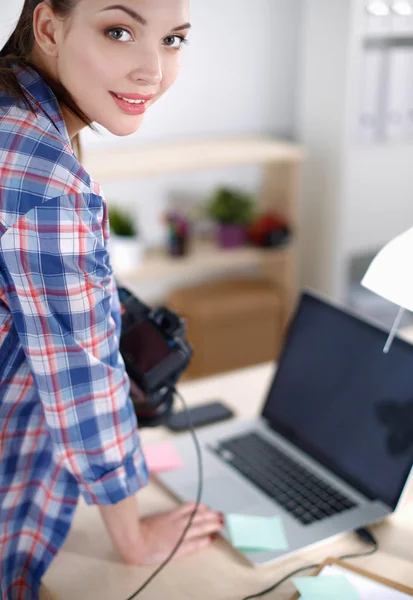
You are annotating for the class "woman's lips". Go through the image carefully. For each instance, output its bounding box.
[113,92,155,101]
[110,91,148,115]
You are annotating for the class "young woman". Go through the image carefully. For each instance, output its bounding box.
[0,1,223,598]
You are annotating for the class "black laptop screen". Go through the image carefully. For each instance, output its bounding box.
[263,293,413,508]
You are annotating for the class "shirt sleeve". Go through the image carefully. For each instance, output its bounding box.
[0,193,149,505]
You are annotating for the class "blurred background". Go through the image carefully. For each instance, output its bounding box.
[2,0,413,379]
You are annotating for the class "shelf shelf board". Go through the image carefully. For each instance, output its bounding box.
[83,136,305,183]
[362,30,413,41]
[114,238,294,282]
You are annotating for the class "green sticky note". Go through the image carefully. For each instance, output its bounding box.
[292,576,361,600]
[226,514,288,552]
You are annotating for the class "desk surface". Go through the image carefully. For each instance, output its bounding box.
[44,362,413,600]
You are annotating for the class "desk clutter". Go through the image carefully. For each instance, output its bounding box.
[143,441,184,473]
[225,514,288,553]
[293,574,361,600]
[290,559,413,600]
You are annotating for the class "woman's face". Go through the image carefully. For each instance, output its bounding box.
[55,0,191,136]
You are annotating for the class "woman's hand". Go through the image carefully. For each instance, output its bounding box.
[126,503,224,566]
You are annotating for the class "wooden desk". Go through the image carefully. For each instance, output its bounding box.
[43,363,413,600]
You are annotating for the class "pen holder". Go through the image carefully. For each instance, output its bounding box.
[164,211,190,258]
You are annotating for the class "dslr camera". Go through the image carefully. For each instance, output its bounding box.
[117,286,193,427]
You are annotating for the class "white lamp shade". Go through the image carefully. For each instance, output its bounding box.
[361,226,413,313]
[0,0,25,52]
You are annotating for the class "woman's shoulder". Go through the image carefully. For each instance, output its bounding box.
[0,112,103,235]
[0,66,105,236]
[1,99,100,183]
[0,65,101,203]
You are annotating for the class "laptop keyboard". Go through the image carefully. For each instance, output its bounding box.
[213,432,357,525]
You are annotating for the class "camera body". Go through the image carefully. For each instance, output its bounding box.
[117,286,193,427]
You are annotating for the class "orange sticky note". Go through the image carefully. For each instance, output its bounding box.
[144,441,184,474]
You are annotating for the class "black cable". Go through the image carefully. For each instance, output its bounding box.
[241,527,378,600]
[339,527,379,560]
[242,563,321,600]
[124,387,203,600]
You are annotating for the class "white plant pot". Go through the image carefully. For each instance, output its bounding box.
[109,235,144,272]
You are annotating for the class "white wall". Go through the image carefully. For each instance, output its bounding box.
[296,0,353,300]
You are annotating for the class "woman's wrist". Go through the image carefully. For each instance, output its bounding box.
[99,496,144,563]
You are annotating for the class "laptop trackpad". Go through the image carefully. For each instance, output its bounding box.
[181,475,266,513]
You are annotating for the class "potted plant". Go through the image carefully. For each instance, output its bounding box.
[207,186,255,249]
[108,205,143,272]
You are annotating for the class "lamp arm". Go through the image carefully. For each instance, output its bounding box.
[383,306,405,354]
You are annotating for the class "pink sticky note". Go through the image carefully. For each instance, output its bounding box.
[144,441,184,474]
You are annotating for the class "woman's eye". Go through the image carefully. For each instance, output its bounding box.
[107,28,133,42]
[163,35,187,50]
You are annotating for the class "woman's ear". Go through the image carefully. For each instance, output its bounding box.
[32,2,62,58]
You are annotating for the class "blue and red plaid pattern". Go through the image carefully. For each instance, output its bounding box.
[0,64,148,599]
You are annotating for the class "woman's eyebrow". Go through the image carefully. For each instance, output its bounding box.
[99,5,192,31]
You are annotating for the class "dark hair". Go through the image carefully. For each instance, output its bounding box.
[0,0,98,161]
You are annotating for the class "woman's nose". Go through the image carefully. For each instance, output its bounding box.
[131,48,162,87]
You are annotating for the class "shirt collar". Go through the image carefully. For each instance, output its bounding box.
[14,63,73,152]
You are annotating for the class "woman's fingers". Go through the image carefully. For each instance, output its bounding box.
[186,509,223,526]
[135,505,223,566]
[169,502,225,542]
[174,534,214,559]
[173,502,210,517]
[176,509,224,541]
[184,517,223,540]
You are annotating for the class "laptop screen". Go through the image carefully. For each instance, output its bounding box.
[263,292,413,508]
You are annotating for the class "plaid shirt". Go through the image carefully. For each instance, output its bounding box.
[0,64,148,599]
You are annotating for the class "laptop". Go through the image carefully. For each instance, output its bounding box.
[157,291,413,565]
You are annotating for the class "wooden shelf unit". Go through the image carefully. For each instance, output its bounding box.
[117,239,294,282]
[84,135,305,332]
[83,136,304,181]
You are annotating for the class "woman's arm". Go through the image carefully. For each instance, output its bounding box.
[0,194,148,505]
[99,497,142,563]
[99,498,224,566]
